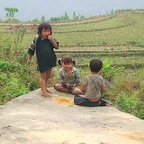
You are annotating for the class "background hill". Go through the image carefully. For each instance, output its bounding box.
[0,0,144,21]
[0,10,144,119]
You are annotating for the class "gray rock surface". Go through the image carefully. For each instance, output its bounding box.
[0,87,144,144]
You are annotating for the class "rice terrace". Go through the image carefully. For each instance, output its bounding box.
[0,10,144,119]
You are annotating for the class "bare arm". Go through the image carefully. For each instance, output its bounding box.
[27,54,32,65]
[57,69,64,83]
[80,84,86,93]
[48,35,59,49]
[27,36,37,65]
[100,84,105,94]
[74,69,81,85]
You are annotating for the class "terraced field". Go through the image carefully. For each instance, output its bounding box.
[51,10,144,68]
[0,10,144,71]
[0,10,144,119]
[1,10,144,68]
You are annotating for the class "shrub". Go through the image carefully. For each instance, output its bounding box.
[115,92,143,119]
[0,60,11,72]
[0,73,29,104]
[101,58,125,80]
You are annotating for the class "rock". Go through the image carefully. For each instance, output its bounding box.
[0,87,144,144]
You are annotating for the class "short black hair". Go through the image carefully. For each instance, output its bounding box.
[58,58,62,65]
[38,22,52,35]
[90,59,102,72]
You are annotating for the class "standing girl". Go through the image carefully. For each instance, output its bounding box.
[27,22,59,98]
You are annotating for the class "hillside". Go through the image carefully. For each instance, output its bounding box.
[1,10,144,48]
[1,10,144,53]
[1,9,144,81]
[0,10,144,119]
[53,10,144,67]
[54,10,144,48]
[1,0,144,21]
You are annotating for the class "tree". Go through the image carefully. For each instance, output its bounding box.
[31,18,39,22]
[63,12,70,20]
[5,7,19,20]
[41,15,45,22]
[73,12,81,19]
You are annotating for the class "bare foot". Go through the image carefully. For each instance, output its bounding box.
[46,88,52,93]
[41,92,52,98]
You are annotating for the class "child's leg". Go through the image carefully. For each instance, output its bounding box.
[45,68,52,93]
[40,72,52,98]
[54,83,70,93]
[71,87,83,95]
[74,95,99,107]
[74,95,109,107]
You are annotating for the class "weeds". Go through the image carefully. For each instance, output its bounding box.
[101,58,125,80]
[0,11,144,119]
[115,92,144,119]
[104,70,144,119]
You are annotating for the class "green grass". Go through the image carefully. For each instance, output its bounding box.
[1,10,144,47]
[0,10,144,119]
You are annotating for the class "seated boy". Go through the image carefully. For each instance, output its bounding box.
[74,59,108,107]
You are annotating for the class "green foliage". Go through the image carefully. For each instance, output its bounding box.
[101,58,125,80]
[31,18,39,23]
[72,11,84,19]
[104,69,144,119]
[0,61,39,104]
[50,12,70,21]
[0,10,144,120]
[115,92,144,119]
[41,15,46,22]
[0,61,11,72]
[13,27,26,48]
[1,27,27,64]
[0,72,29,104]
[50,11,84,22]
[5,7,19,21]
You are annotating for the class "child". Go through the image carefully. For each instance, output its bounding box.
[27,22,59,98]
[74,59,108,107]
[55,57,82,95]
[58,57,75,67]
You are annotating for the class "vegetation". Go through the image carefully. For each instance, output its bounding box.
[0,10,144,119]
[50,12,84,22]
[2,7,84,23]
[4,7,19,22]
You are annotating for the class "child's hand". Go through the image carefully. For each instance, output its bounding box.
[27,55,32,65]
[47,35,59,48]
[27,59,31,65]
[47,35,53,41]
[73,84,77,87]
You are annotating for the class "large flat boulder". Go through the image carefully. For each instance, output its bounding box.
[0,87,144,144]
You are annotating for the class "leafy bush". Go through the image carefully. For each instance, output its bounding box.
[115,92,144,119]
[104,69,144,119]
[0,73,29,104]
[101,58,125,80]
[0,61,11,72]
[0,60,39,104]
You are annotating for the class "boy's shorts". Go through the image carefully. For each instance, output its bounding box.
[74,95,107,107]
